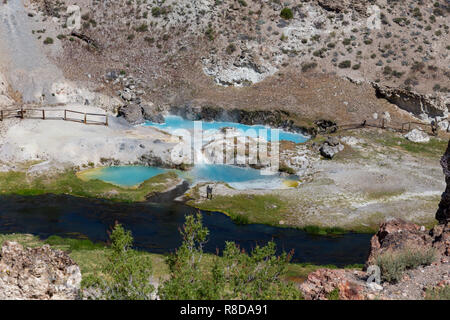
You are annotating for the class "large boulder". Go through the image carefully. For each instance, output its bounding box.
[117,103,144,124]
[142,103,164,123]
[319,136,344,159]
[366,219,432,266]
[299,268,367,300]
[404,129,430,143]
[0,241,81,300]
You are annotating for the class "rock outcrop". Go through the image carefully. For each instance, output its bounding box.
[0,241,81,300]
[316,0,368,15]
[404,129,430,143]
[300,218,450,299]
[168,104,312,135]
[319,136,344,159]
[118,103,144,124]
[300,268,368,300]
[366,219,432,266]
[437,140,450,224]
[374,84,448,119]
[118,103,164,125]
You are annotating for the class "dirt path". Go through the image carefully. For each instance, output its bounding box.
[0,0,63,103]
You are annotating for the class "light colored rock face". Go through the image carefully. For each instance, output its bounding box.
[404,129,430,143]
[202,56,277,86]
[0,241,81,300]
[0,0,63,103]
[0,72,13,106]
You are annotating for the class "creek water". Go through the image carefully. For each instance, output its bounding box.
[0,194,371,266]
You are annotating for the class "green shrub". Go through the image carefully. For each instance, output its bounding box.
[301,62,317,72]
[230,213,250,225]
[226,43,236,54]
[238,0,247,6]
[43,37,54,45]
[280,8,294,20]
[338,60,351,68]
[205,27,215,41]
[152,7,161,17]
[376,247,436,283]
[135,23,148,32]
[85,224,155,300]
[159,213,302,300]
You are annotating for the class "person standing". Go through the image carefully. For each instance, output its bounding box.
[206,185,213,200]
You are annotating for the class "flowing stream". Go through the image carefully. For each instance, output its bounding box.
[0,194,371,266]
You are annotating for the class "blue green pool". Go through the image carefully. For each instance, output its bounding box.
[79,164,298,190]
[144,115,309,143]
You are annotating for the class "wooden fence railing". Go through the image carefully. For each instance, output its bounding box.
[332,118,448,136]
[0,108,108,126]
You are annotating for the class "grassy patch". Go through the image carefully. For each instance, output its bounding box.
[0,170,179,202]
[371,132,447,158]
[376,247,436,283]
[365,188,406,200]
[301,225,346,236]
[189,194,289,226]
[425,286,450,300]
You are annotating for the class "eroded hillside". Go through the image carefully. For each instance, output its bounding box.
[16,0,449,125]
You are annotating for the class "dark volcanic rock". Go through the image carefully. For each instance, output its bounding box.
[142,104,164,123]
[436,140,450,224]
[314,119,337,133]
[366,219,432,266]
[317,0,368,15]
[319,136,344,159]
[117,103,144,124]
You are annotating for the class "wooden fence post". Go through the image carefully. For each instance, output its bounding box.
[42,110,45,120]
[0,110,3,121]
[84,113,87,124]
[105,115,108,126]
[20,108,24,119]
[64,110,67,120]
